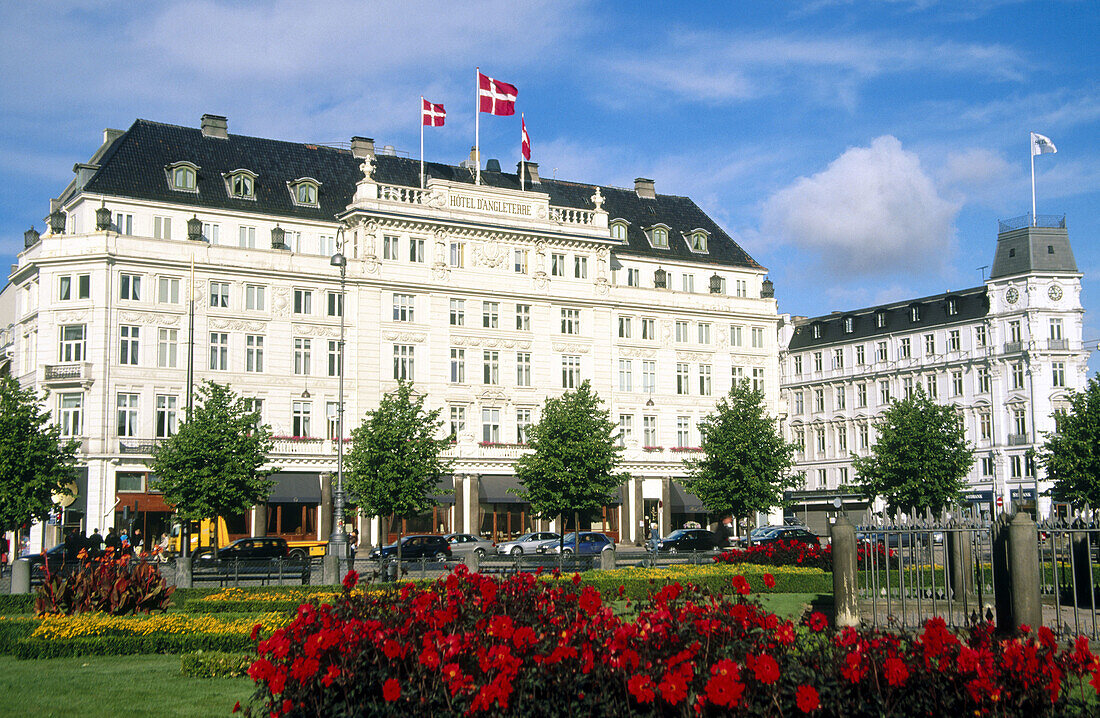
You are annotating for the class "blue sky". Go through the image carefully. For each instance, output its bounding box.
[2,1,1097,365]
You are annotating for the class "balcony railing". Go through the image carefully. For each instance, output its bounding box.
[998,214,1066,232]
[377,183,430,205]
[43,363,93,386]
[1003,341,1023,354]
[548,206,596,226]
[119,438,164,455]
[1007,433,1029,446]
[1048,339,1068,351]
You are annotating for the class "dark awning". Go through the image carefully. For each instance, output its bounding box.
[479,474,526,504]
[267,472,322,503]
[429,475,455,505]
[670,481,707,513]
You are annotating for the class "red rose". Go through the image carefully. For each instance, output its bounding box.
[382,678,401,702]
[628,675,657,704]
[579,586,602,615]
[808,612,828,632]
[731,575,751,595]
[763,573,776,589]
[884,655,909,686]
[342,569,359,591]
[796,684,820,712]
[748,653,780,685]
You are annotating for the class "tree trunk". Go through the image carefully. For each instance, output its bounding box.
[559,512,565,555]
[396,516,403,565]
[573,511,580,557]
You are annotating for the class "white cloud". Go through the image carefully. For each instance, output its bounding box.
[761,135,959,278]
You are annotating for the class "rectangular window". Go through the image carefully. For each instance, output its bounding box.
[879,380,891,405]
[562,355,581,388]
[245,284,265,311]
[975,325,987,347]
[158,277,180,304]
[574,256,588,279]
[209,281,229,308]
[619,359,633,392]
[1052,361,1066,387]
[1014,408,1027,437]
[751,327,764,349]
[643,416,658,446]
[899,338,911,359]
[814,352,823,372]
[926,374,938,399]
[1009,320,1022,343]
[119,273,141,301]
[561,308,580,335]
[245,335,264,372]
[326,402,339,440]
[449,406,466,439]
[676,416,691,448]
[516,352,531,387]
[59,324,86,362]
[293,289,312,315]
[752,367,765,391]
[483,350,499,385]
[697,323,711,345]
[619,316,632,339]
[681,274,694,293]
[617,414,633,447]
[627,268,640,287]
[383,235,399,260]
[320,235,336,256]
[837,427,848,453]
[392,293,415,322]
[1050,318,1064,341]
[835,385,846,410]
[114,212,133,235]
[979,411,992,441]
[153,216,172,240]
[816,430,826,456]
[675,321,689,343]
[449,242,464,268]
[409,238,425,263]
[209,332,228,370]
[1012,362,1025,389]
[449,299,465,326]
[294,338,311,375]
[735,279,747,298]
[833,348,844,369]
[157,328,178,368]
[517,409,533,444]
[924,334,935,356]
[952,370,963,396]
[814,389,825,413]
[326,291,343,317]
[292,401,311,438]
[981,457,994,476]
[903,376,914,399]
[876,341,888,362]
[856,345,865,365]
[551,253,565,276]
[515,304,531,331]
[481,408,500,443]
[642,318,656,340]
[202,222,220,244]
[513,249,528,273]
[794,391,805,415]
[856,383,867,408]
[794,429,805,455]
[327,340,341,377]
[642,361,656,393]
[978,367,990,393]
[675,363,691,395]
[155,395,177,438]
[119,325,140,365]
[793,355,803,375]
[244,398,263,429]
[859,424,869,450]
[116,393,138,438]
[731,366,745,385]
[58,393,83,437]
[393,344,414,380]
[1010,455,1023,478]
[699,364,712,396]
[948,330,961,352]
[483,302,499,328]
[450,348,465,383]
[238,225,256,248]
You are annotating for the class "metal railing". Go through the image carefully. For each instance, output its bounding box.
[1036,512,1099,639]
[998,214,1066,232]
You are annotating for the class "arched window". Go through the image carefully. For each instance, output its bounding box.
[610,221,627,241]
[165,162,200,192]
[224,169,258,199]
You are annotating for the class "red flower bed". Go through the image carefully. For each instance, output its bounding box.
[714,540,898,571]
[238,567,1100,717]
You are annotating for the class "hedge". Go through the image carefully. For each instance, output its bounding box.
[180,650,255,678]
[10,632,252,659]
[562,563,831,600]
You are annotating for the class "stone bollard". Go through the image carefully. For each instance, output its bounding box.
[322,552,338,585]
[947,530,974,600]
[175,555,192,589]
[830,514,859,628]
[1003,512,1042,632]
[464,551,480,573]
[599,549,616,571]
[10,559,30,595]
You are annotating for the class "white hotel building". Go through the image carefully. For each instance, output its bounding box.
[2,114,782,551]
[778,218,1087,533]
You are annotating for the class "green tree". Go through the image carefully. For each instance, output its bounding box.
[513,380,629,555]
[344,381,452,562]
[682,380,802,525]
[1038,374,1100,508]
[151,380,275,551]
[0,376,80,536]
[853,386,973,513]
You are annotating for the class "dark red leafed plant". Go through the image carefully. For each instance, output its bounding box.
[35,550,175,616]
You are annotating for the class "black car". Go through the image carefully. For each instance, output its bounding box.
[368,535,452,561]
[27,544,70,577]
[655,529,726,554]
[195,537,289,561]
[753,527,820,548]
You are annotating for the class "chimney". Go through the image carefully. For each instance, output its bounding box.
[350,136,375,158]
[516,161,540,185]
[634,177,655,199]
[102,128,125,145]
[200,114,228,139]
[485,158,501,173]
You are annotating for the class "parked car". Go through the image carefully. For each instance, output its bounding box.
[736,526,784,548]
[655,529,726,554]
[751,527,820,548]
[444,533,497,558]
[858,531,929,549]
[194,537,289,561]
[535,532,614,555]
[367,535,452,561]
[496,531,560,556]
[27,544,69,577]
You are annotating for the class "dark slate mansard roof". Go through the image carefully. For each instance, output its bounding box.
[78,119,762,271]
[787,286,989,352]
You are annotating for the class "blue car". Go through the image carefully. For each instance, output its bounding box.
[534,532,613,555]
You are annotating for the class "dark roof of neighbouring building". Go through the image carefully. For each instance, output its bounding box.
[787,285,989,351]
[77,119,763,271]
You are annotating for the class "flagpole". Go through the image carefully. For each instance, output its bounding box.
[186,255,195,416]
[520,113,525,192]
[475,66,481,186]
[1030,132,1037,226]
[420,96,425,189]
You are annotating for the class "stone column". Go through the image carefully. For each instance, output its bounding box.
[947,529,974,600]
[659,478,672,537]
[10,559,30,594]
[632,477,644,545]
[252,505,266,537]
[830,515,859,628]
[319,472,333,540]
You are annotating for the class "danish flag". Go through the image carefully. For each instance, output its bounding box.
[422,98,446,127]
[521,114,531,160]
[478,72,518,116]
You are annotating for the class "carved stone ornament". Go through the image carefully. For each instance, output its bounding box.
[590,187,605,211]
[54,311,89,323]
[272,287,291,318]
[119,311,181,326]
[479,388,510,403]
[594,278,610,295]
[676,351,713,362]
[292,323,340,338]
[431,265,450,281]
[474,240,507,269]
[532,274,548,290]
[382,331,427,343]
[360,155,375,181]
[364,256,381,274]
[451,336,531,350]
[619,347,657,359]
[428,188,447,209]
[209,318,267,332]
[552,342,591,354]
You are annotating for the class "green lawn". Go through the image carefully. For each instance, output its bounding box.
[0,654,252,718]
[758,592,830,619]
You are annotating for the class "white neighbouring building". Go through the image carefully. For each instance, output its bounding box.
[778,217,1087,534]
[2,114,782,553]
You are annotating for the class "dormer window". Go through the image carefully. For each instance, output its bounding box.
[811,324,822,339]
[610,220,628,241]
[646,224,670,249]
[946,297,958,315]
[909,304,920,322]
[844,317,854,333]
[687,230,709,253]
[165,162,199,193]
[876,312,887,328]
[288,177,321,207]
[224,169,258,200]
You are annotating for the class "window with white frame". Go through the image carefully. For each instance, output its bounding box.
[119,325,140,365]
[735,279,747,298]
[699,364,712,395]
[793,391,805,415]
[449,299,465,326]
[1010,455,1023,478]
[450,348,465,383]
[816,429,826,456]
[326,402,339,440]
[880,380,891,405]
[574,256,588,279]
[794,428,805,455]
[562,355,581,388]
[617,414,633,447]
[814,352,823,372]
[327,340,341,377]
[392,293,415,322]
[209,332,228,370]
[58,274,91,301]
[642,361,656,393]
[981,457,994,476]
[1050,318,1063,340]
[119,273,141,301]
[155,395,177,438]
[643,415,658,446]
[158,328,178,368]
[449,241,464,267]
[513,248,527,274]
[58,393,82,437]
[482,408,501,443]
[516,352,531,386]
[550,253,565,276]
[876,341,888,362]
[153,216,172,240]
[731,366,745,385]
[730,325,743,347]
[926,374,938,399]
[627,268,640,287]
[560,308,580,335]
[835,386,846,410]
[1053,361,1065,387]
[409,238,425,263]
[517,409,533,443]
[1012,362,1025,389]
[903,376,914,399]
[899,338,911,359]
[1009,320,1021,343]
[975,325,987,347]
[856,383,867,408]
[924,334,935,356]
[326,291,343,317]
[515,304,531,331]
[676,416,691,447]
[977,367,990,393]
[393,344,414,380]
[116,393,139,437]
[793,355,803,375]
[1013,408,1027,437]
[752,327,764,348]
[292,401,311,437]
[158,277,180,304]
[951,370,963,396]
[245,284,265,311]
[837,426,848,453]
[618,359,633,392]
[619,316,632,339]
[202,222,220,244]
[676,363,690,395]
[833,348,844,369]
[856,345,865,364]
[814,389,825,413]
[675,321,689,343]
[294,338,311,375]
[858,424,869,450]
[483,350,499,385]
[238,225,256,248]
[449,406,466,439]
[383,235,399,260]
[483,301,499,328]
[948,330,961,352]
[245,335,264,372]
[979,410,992,441]
[293,289,312,314]
[697,322,711,345]
[876,312,887,328]
[682,273,694,293]
[320,234,336,256]
[209,281,229,308]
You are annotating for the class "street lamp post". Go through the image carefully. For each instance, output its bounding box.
[328,232,349,563]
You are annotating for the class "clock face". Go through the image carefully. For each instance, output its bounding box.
[1048,285,1063,301]
[1006,287,1019,304]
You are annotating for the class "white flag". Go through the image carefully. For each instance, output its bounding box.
[1031,132,1057,156]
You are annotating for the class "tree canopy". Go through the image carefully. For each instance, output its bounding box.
[151,380,275,524]
[0,376,80,534]
[513,381,628,526]
[682,380,801,521]
[853,386,973,513]
[344,381,452,535]
[1038,374,1100,508]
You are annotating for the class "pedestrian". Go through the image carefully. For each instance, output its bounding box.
[88,528,104,555]
[131,528,143,552]
[104,527,122,553]
[648,522,660,551]
[64,528,82,561]
[717,516,735,547]
[349,528,359,559]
